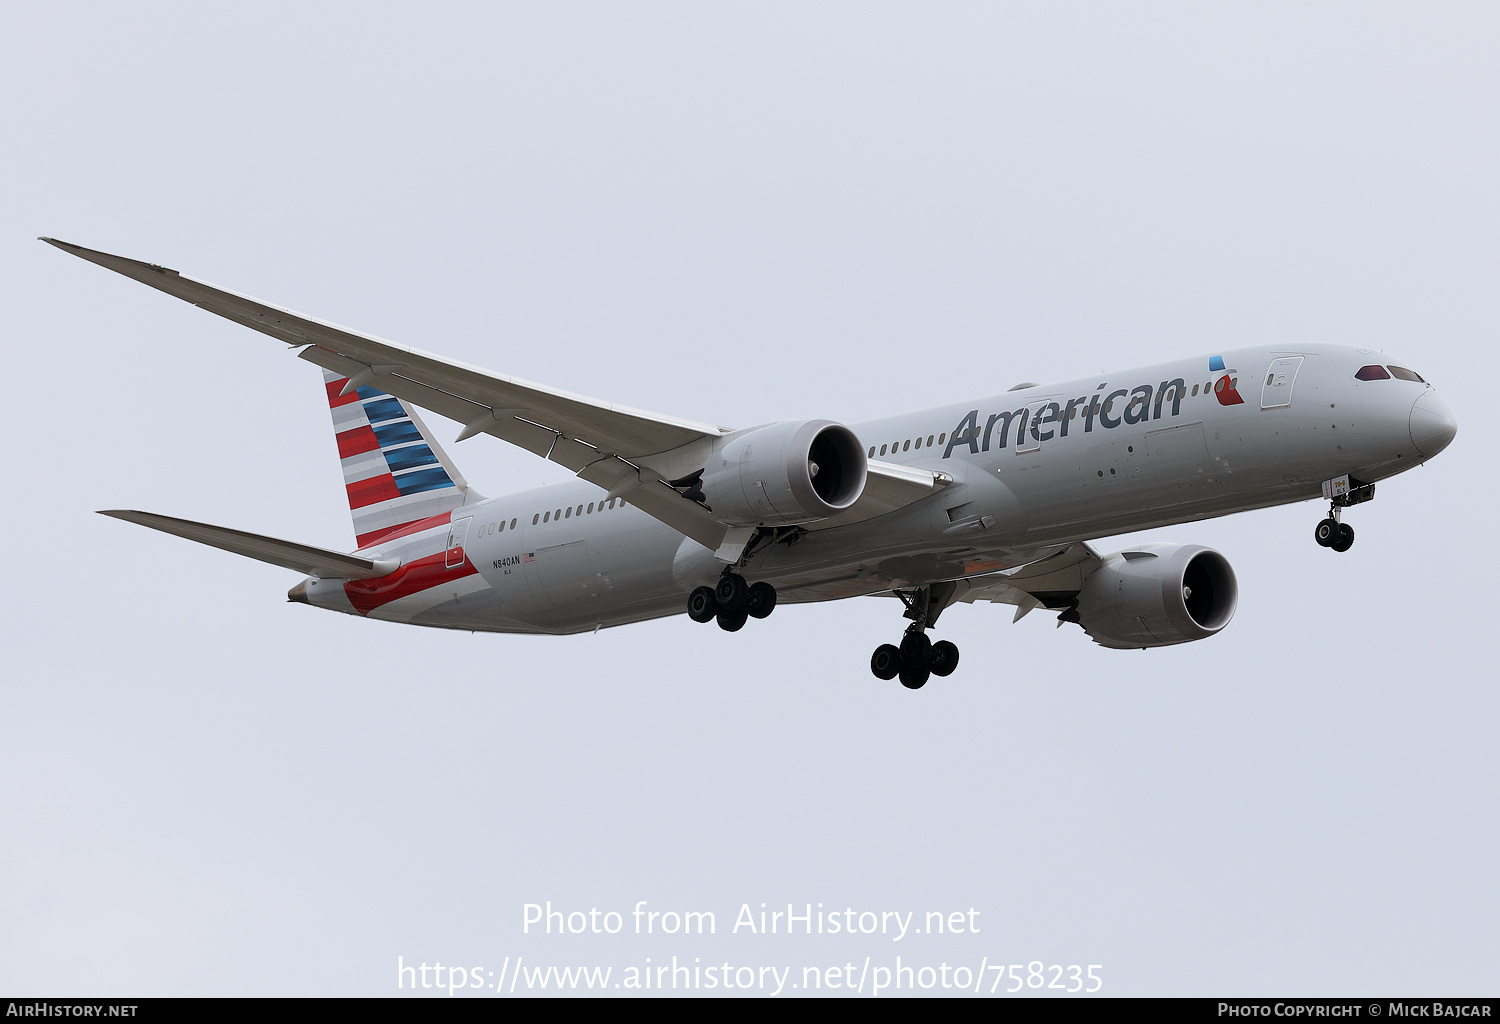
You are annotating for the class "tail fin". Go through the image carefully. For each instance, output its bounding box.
[322,368,479,549]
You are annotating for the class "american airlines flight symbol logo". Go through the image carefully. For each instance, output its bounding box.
[1210,355,1244,406]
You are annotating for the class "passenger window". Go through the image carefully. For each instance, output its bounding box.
[543,511,550,523]
[509,519,517,530]
[608,499,616,509]
[577,505,583,516]
[532,514,539,525]
[498,521,505,532]
[939,433,946,444]
[913,437,922,449]
[555,508,562,519]
[903,439,911,451]
[1388,365,1424,382]
[587,502,594,514]
[927,435,934,446]
[1192,384,1199,396]
[880,444,888,456]
[565,507,572,518]
[868,446,875,458]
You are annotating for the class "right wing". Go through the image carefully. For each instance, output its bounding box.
[951,543,1105,621]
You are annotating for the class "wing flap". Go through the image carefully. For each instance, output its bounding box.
[953,542,1104,608]
[100,510,399,580]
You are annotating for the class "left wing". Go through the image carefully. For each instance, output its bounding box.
[44,238,945,551]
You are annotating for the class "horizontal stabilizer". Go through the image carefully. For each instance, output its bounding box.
[99,510,400,579]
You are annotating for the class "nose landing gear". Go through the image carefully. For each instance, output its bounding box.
[1314,476,1374,553]
[869,583,961,689]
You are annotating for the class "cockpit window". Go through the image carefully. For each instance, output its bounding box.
[1355,365,1391,381]
[1387,365,1424,382]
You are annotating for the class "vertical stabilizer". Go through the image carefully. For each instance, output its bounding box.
[321,369,477,548]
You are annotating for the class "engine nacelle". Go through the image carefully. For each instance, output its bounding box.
[701,419,867,527]
[1074,543,1238,649]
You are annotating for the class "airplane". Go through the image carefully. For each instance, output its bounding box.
[43,238,1459,689]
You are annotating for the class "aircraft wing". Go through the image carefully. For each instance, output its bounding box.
[100,510,399,580]
[46,239,946,552]
[950,542,1105,621]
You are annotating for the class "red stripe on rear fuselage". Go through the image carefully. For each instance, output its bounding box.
[355,511,454,550]
[343,550,477,615]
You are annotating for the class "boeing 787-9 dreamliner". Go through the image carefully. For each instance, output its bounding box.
[44,239,1458,689]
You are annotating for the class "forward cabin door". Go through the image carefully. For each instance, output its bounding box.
[1260,356,1304,410]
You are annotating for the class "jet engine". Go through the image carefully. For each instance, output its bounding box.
[699,419,867,527]
[1074,544,1238,649]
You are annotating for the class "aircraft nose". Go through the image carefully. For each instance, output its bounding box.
[1410,390,1457,459]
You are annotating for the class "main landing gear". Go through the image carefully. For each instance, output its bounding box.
[1314,477,1375,554]
[870,582,960,690]
[687,571,777,632]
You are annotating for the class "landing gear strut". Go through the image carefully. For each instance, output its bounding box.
[869,582,961,689]
[686,571,777,631]
[1314,476,1374,553]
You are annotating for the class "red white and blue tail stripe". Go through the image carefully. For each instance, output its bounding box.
[322,369,473,548]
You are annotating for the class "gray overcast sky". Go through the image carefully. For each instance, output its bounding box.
[2,2,1495,997]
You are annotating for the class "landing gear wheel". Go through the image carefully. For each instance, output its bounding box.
[716,608,749,632]
[715,573,748,613]
[870,644,901,680]
[1315,518,1340,547]
[746,582,778,619]
[929,640,960,677]
[898,631,932,666]
[687,586,717,623]
[1331,523,1355,553]
[899,664,930,689]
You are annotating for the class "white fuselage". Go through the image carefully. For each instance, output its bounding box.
[300,344,1450,633]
